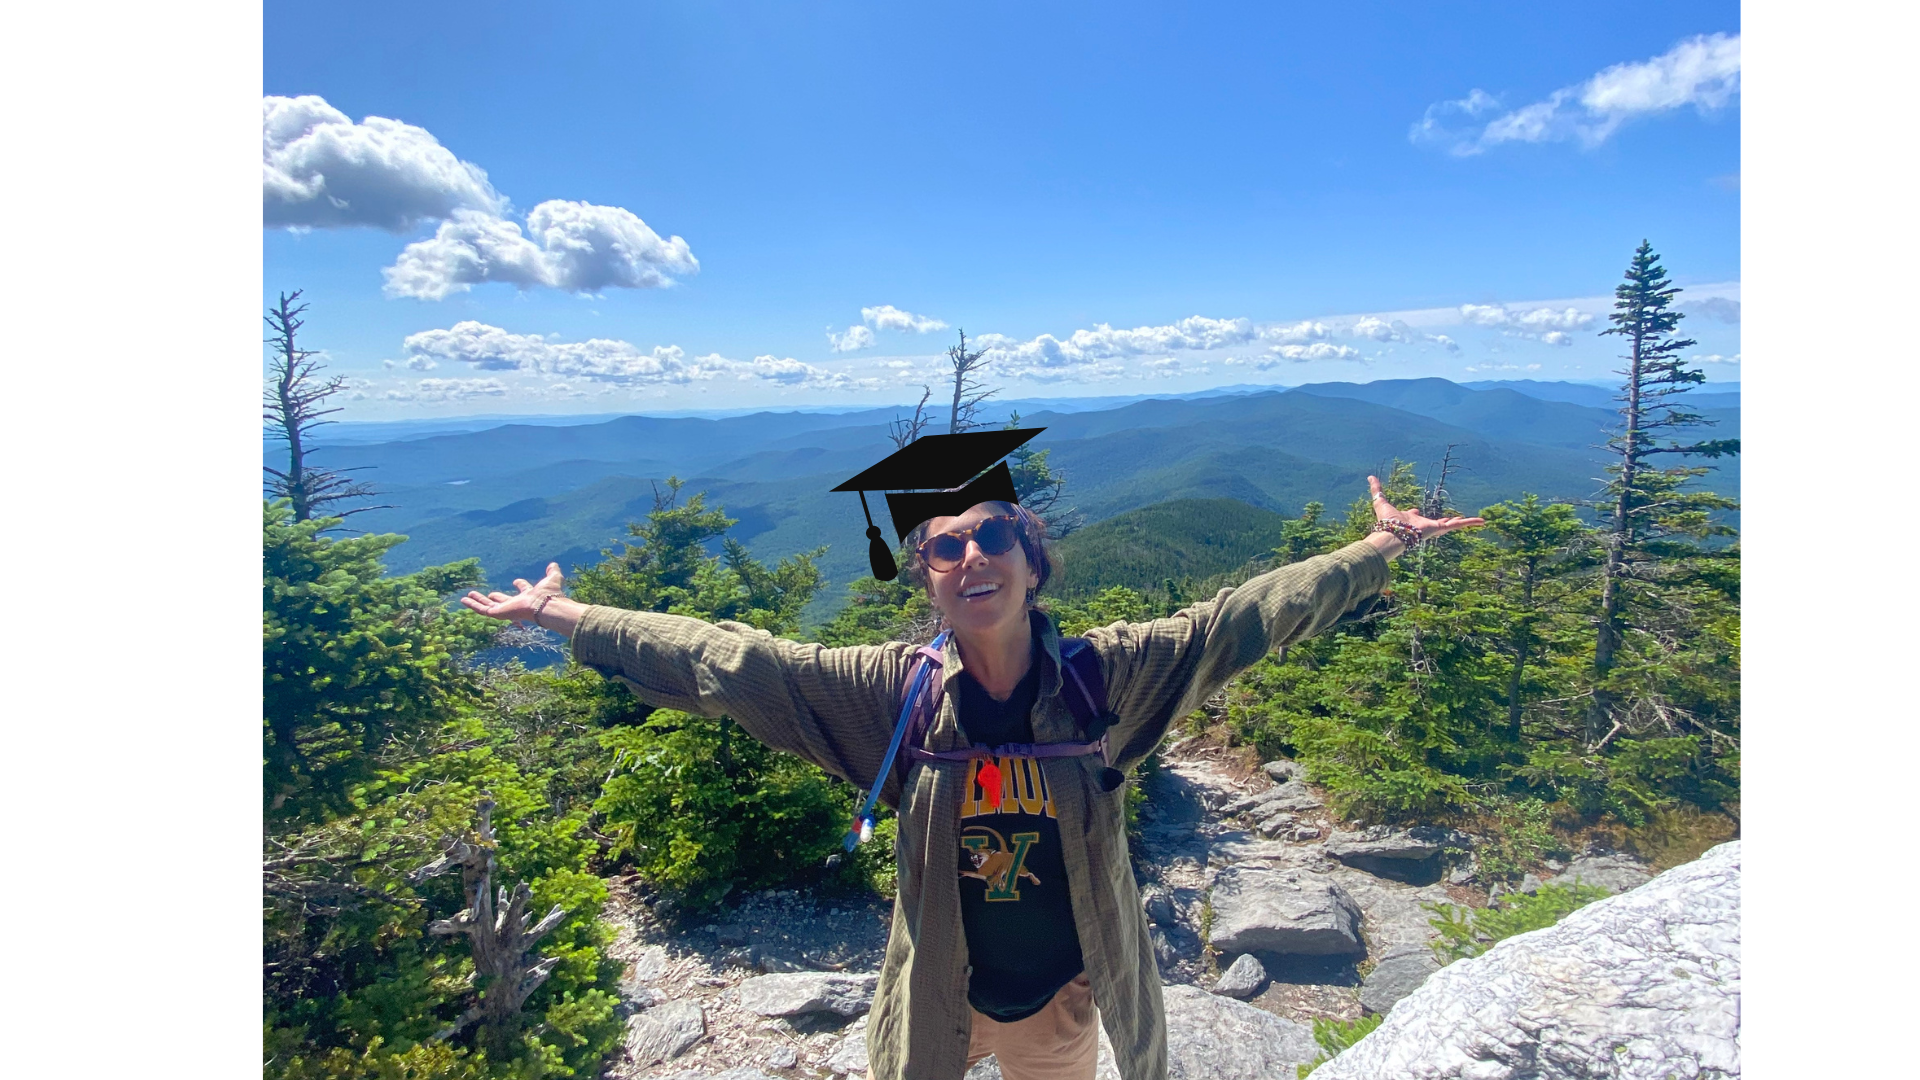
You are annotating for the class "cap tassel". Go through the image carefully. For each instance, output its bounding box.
[860,492,899,581]
[978,760,1003,811]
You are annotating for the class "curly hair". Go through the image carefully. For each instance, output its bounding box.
[903,501,1056,599]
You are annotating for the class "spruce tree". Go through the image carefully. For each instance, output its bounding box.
[263,290,384,520]
[1589,241,1739,744]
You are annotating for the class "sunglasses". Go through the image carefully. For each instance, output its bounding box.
[917,514,1022,573]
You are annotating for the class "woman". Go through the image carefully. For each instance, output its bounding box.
[462,476,1482,1080]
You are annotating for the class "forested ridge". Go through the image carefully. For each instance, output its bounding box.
[263,245,1738,1079]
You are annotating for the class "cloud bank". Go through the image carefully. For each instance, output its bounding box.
[1458,304,1594,345]
[861,305,948,334]
[264,96,506,231]
[397,322,873,391]
[265,95,697,299]
[1412,33,1740,155]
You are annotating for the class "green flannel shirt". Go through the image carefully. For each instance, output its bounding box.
[570,539,1390,1080]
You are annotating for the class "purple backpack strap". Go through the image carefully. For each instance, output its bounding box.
[897,635,1115,772]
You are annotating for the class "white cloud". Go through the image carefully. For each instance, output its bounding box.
[1690,297,1741,324]
[721,354,882,391]
[406,355,437,371]
[979,315,1259,380]
[1263,319,1332,344]
[1463,362,1544,374]
[382,202,698,300]
[399,322,713,384]
[861,305,948,333]
[1413,33,1740,155]
[1458,304,1593,345]
[828,325,877,352]
[381,377,512,403]
[1266,342,1363,364]
[263,95,506,231]
[1692,352,1741,365]
[1350,315,1404,342]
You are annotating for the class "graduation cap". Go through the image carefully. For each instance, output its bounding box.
[833,427,1045,581]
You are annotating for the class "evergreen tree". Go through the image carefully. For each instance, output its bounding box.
[1470,495,1592,743]
[1005,411,1082,537]
[1589,242,1740,744]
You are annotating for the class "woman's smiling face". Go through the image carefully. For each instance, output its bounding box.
[920,502,1040,639]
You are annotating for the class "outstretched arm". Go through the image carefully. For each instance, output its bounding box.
[1088,476,1485,771]
[462,564,913,790]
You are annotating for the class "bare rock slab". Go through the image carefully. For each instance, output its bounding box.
[1548,852,1654,895]
[1359,948,1440,1015]
[626,998,705,1065]
[736,971,878,1018]
[1311,841,1740,1080]
[1162,984,1321,1078]
[1207,865,1365,956]
[1211,953,1267,998]
[1324,826,1470,885]
[825,1015,869,1076]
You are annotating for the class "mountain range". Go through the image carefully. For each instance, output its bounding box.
[286,378,1739,626]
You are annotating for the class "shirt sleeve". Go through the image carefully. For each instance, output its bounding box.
[568,606,917,789]
[1082,539,1391,772]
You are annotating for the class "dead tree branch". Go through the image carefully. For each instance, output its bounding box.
[411,800,568,1047]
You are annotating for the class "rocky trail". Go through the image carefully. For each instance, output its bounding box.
[596,738,1673,1080]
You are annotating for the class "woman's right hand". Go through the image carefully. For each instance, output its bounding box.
[461,562,576,631]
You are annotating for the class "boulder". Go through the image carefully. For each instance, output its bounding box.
[763,1043,799,1070]
[1254,812,1297,839]
[1162,984,1321,1077]
[736,972,878,1018]
[1206,865,1364,956]
[625,999,705,1065]
[825,1015,868,1075]
[1212,953,1267,998]
[1310,841,1740,1080]
[1324,826,1469,885]
[1547,852,1654,895]
[1358,948,1440,1015]
[619,944,670,996]
[1223,780,1322,816]
[1262,760,1304,783]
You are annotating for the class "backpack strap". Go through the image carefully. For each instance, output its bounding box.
[899,635,1115,767]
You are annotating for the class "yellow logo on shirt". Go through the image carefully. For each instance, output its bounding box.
[960,826,1042,901]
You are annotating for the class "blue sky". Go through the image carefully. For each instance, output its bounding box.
[264,1,1741,417]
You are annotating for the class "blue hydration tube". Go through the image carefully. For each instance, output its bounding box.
[844,630,951,851]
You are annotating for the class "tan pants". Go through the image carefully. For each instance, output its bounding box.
[867,974,1099,1080]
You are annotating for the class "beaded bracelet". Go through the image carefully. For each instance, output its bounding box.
[531,592,560,626]
[1370,519,1422,549]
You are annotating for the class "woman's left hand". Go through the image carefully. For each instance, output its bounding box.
[1368,475,1486,542]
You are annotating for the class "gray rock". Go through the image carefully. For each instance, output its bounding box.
[1359,949,1440,1015]
[625,999,705,1065]
[619,944,671,997]
[1518,873,1544,895]
[763,1043,799,1070]
[1224,780,1323,816]
[714,924,751,946]
[721,946,758,968]
[626,986,670,1010]
[758,953,808,973]
[702,1070,781,1080]
[1142,886,1176,926]
[825,1015,868,1075]
[1207,865,1364,955]
[1310,841,1740,1080]
[1212,953,1267,998]
[1288,824,1321,842]
[1262,760,1304,782]
[1326,826,1470,884]
[737,972,879,1018]
[1254,811,1297,838]
[1162,984,1321,1077]
[1548,852,1654,895]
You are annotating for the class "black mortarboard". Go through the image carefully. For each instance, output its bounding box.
[833,427,1045,581]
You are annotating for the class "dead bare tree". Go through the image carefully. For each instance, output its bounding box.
[945,330,997,434]
[410,800,568,1051]
[889,384,935,448]
[264,290,386,520]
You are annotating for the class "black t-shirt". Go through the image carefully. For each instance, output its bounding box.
[952,648,1086,1022]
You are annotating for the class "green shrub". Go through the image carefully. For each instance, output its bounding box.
[1424,882,1612,966]
[1297,1014,1384,1077]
